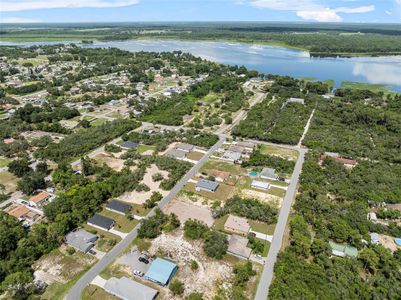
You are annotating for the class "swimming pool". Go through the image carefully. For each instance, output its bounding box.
[249,171,258,177]
[395,238,401,246]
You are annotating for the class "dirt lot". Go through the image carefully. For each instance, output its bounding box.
[379,234,401,252]
[92,152,126,172]
[0,171,18,193]
[186,151,204,161]
[239,189,282,208]
[118,164,169,204]
[148,231,233,299]
[33,245,96,285]
[163,199,214,227]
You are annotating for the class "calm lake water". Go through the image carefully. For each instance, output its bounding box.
[2,39,401,91]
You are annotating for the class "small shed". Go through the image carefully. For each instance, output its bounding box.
[145,258,177,286]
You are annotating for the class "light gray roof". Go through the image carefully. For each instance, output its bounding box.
[121,141,139,149]
[222,151,241,161]
[196,179,219,191]
[65,229,97,253]
[165,149,186,159]
[227,234,252,258]
[104,277,158,300]
[251,180,270,190]
[260,167,278,179]
[176,143,195,151]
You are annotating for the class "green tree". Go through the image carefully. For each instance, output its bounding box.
[169,279,184,295]
[203,231,228,259]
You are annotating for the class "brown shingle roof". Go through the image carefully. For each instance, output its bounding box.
[29,191,50,203]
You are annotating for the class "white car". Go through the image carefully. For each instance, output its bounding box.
[133,270,144,277]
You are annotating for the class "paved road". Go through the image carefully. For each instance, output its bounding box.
[66,136,225,300]
[254,147,307,300]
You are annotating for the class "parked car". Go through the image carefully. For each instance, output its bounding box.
[88,249,97,255]
[133,270,144,277]
[138,256,149,264]
[21,200,29,205]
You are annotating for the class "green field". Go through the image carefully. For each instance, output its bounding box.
[0,157,11,168]
[249,220,275,235]
[340,81,397,95]
[99,208,138,233]
[259,144,299,161]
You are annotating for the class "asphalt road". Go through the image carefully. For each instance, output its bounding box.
[254,148,307,300]
[66,136,225,300]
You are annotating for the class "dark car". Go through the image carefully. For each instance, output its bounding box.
[138,256,149,264]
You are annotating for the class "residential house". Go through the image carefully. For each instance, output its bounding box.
[106,200,131,215]
[287,97,305,105]
[29,191,52,209]
[65,229,97,253]
[121,141,139,150]
[165,149,187,160]
[104,277,159,300]
[370,232,379,245]
[367,212,378,222]
[175,143,195,153]
[87,214,115,231]
[224,215,251,236]
[329,241,358,258]
[7,204,40,226]
[195,180,220,193]
[251,180,270,190]
[227,234,252,259]
[260,167,278,181]
[221,150,242,164]
[209,169,230,183]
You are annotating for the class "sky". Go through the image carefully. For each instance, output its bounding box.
[0,0,400,23]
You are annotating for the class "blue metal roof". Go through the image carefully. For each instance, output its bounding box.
[145,258,177,286]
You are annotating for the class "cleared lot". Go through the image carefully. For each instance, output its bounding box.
[162,199,214,226]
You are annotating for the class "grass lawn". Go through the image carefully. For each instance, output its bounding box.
[186,151,204,161]
[200,159,246,176]
[213,215,229,232]
[248,238,271,257]
[132,237,152,251]
[99,208,138,233]
[0,171,18,193]
[82,284,118,300]
[131,203,151,217]
[83,224,121,252]
[268,187,286,198]
[0,157,11,168]
[340,81,397,95]
[100,263,131,280]
[184,182,234,202]
[249,220,275,235]
[107,112,124,119]
[136,144,157,154]
[202,92,221,103]
[259,144,299,161]
[90,118,108,127]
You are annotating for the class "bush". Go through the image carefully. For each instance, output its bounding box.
[66,247,76,255]
[203,231,228,259]
[152,173,164,182]
[184,219,209,240]
[186,292,203,300]
[233,261,256,286]
[169,279,184,295]
[190,260,199,271]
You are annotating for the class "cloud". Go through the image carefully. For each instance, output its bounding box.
[297,9,343,22]
[385,10,393,15]
[1,17,41,23]
[249,0,375,22]
[1,0,139,12]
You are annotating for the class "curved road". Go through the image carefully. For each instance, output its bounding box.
[66,136,225,300]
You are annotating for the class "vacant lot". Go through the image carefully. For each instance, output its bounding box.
[186,150,205,161]
[0,171,18,193]
[200,159,245,176]
[34,246,96,300]
[82,224,121,252]
[163,199,214,226]
[259,144,299,161]
[148,230,233,298]
[118,164,169,204]
[92,152,125,171]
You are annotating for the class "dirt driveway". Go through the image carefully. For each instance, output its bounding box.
[163,199,215,227]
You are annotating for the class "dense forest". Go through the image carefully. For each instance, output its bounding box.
[1,23,401,56]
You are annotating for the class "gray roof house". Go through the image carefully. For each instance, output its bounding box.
[287,97,305,105]
[227,234,252,259]
[260,167,278,180]
[65,229,97,253]
[195,179,219,193]
[87,214,115,231]
[106,200,131,215]
[165,148,187,159]
[175,143,195,152]
[121,141,139,149]
[104,277,158,300]
[222,150,242,163]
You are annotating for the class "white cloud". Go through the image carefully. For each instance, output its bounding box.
[297,9,343,22]
[385,10,393,15]
[1,0,139,12]
[249,0,375,22]
[1,17,40,23]
[334,5,375,13]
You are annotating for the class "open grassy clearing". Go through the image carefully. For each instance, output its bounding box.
[249,220,275,235]
[0,171,18,193]
[340,81,397,95]
[213,214,230,232]
[99,208,138,233]
[15,55,49,66]
[136,144,157,154]
[200,159,246,176]
[259,144,299,161]
[186,151,204,161]
[202,92,221,103]
[90,118,108,127]
[82,284,118,300]
[131,203,152,217]
[82,224,121,252]
[132,237,152,251]
[0,157,11,168]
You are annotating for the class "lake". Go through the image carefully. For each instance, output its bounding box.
[2,39,401,91]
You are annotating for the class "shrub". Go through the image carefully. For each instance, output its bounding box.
[190,260,199,271]
[169,279,184,295]
[203,231,228,259]
[184,219,209,240]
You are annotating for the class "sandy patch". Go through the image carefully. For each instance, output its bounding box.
[163,199,214,227]
[379,234,401,252]
[33,245,96,285]
[118,164,169,204]
[148,231,233,299]
[92,152,126,171]
[239,189,282,208]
